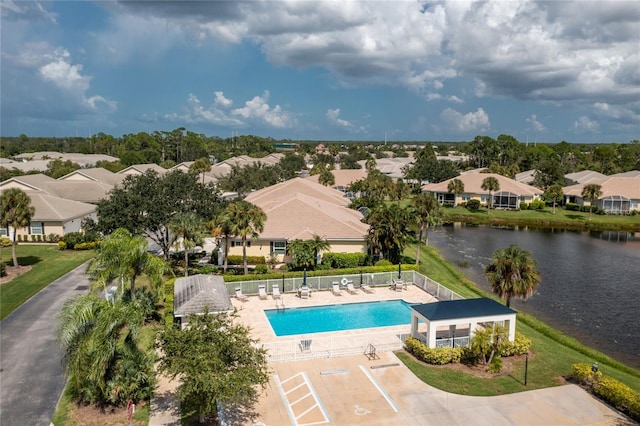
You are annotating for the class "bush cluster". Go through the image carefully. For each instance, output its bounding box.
[0,237,11,247]
[164,278,176,329]
[323,252,369,268]
[466,199,481,210]
[59,232,99,250]
[404,337,463,365]
[253,264,269,274]
[565,202,581,211]
[73,241,97,250]
[571,363,640,422]
[226,255,266,265]
[498,333,532,357]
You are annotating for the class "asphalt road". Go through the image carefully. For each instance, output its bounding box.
[0,263,90,426]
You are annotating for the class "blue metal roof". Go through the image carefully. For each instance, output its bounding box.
[412,298,516,321]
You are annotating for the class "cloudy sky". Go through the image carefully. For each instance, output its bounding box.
[1,1,639,143]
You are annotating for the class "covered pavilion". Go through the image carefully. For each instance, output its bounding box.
[410,298,517,348]
[173,274,234,328]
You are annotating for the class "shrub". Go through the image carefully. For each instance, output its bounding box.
[164,279,176,329]
[375,259,392,266]
[571,363,640,422]
[466,199,481,210]
[254,264,269,274]
[498,332,532,357]
[529,200,546,210]
[404,337,462,365]
[199,265,218,274]
[58,241,67,250]
[73,242,96,250]
[31,235,37,242]
[226,255,266,265]
[46,233,60,243]
[16,234,22,242]
[314,263,331,270]
[565,202,581,211]
[279,264,289,271]
[323,252,368,268]
[36,234,42,242]
[0,237,11,247]
[487,355,503,373]
[519,202,529,210]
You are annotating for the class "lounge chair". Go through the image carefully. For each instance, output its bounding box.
[299,286,310,299]
[346,283,358,294]
[299,339,312,352]
[332,283,343,296]
[361,284,375,294]
[272,286,281,299]
[393,279,405,291]
[258,285,267,300]
[235,287,248,301]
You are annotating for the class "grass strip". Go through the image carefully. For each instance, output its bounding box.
[0,245,95,320]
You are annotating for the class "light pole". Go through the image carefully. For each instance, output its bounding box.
[524,352,529,386]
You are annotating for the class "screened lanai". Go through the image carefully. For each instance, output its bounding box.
[600,195,631,214]
[493,191,519,209]
[410,298,517,348]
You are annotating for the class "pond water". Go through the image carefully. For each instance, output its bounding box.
[428,224,640,369]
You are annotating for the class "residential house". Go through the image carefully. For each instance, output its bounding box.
[422,172,543,208]
[222,178,369,264]
[563,173,640,213]
[117,164,168,176]
[304,169,367,196]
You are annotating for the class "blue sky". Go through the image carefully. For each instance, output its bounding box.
[1,1,639,143]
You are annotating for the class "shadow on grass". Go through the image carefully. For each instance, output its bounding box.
[16,256,42,266]
[565,214,585,220]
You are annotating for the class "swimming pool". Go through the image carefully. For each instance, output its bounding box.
[264,300,414,336]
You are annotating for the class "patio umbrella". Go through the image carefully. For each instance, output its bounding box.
[303,268,307,286]
[398,263,402,279]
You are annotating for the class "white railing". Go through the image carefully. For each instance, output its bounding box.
[260,330,411,363]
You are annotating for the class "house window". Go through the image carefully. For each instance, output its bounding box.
[462,195,470,201]
[231,240,250,247]
[271,241,287,255]
[0,228,8,236]
[30,222,44,235]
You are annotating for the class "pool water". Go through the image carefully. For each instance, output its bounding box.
[264,300,413,336]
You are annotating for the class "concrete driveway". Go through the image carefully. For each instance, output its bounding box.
[0,263,90,426]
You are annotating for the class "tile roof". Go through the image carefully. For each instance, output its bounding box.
[117,164,168,175]
[412,298,516,321]
[174,274,233,317]
[303,169,367,188]
[563,176,640,199]
[59,168,125,186]
[246,177,349,207]
[0,174,57,191]
[422,172,543,197]
[565,170,607,184]
[28,192,96,221]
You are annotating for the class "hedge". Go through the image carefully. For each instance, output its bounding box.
[323,252,369,268]
[222,263,419,283]
[572,363,640,422]
[164,278,176,329]
[405,337,462,364]
[498,332,531,357]
[226,255,266,265]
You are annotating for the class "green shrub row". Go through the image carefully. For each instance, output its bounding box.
[572,363,640,422]
[13,234,60,242]
[322,252,369,268]
[222,263,419,283]
[0,237,11,247]
[73,242,97,250]
[226,255,266,265]
[405,337,462,364]
[164,278,176,329]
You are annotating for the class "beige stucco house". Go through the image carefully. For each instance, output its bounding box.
[223,178,369,264]
[563,173,640,214]
[422,172,543,208]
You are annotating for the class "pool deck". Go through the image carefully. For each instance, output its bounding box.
[230,283,437,346]
[149,285,630,425]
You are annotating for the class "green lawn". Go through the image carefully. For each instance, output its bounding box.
[441,205,640,231]
[0,244,95,320]
[403,242,640,394]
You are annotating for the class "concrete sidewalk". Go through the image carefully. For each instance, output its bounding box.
[149,351,631,425]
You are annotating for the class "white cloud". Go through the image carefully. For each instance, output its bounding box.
[166,93,244,126]
[214,91,233,107]
[440,107,490,133]
[526,114,546,132]
[574,116,600,133]
[40,58,91,91]
[326,108,365,134]
[232,91,295,128]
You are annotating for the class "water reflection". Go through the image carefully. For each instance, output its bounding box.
[428,224,640,370]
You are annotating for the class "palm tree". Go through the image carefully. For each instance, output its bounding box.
[208,208,234,273]
[286,239,314,270]
[481,176,500,213]
[393,179,410,205]
[318,168,335,186]
[447,178,465,207]
[544,184,564,214]
[581,183,603,220]
[365,157,377,173]
[365,203,413,264]
[169,213,204,277]
[57,294,153,406]
[485,244,541,308]
[227,200,266,275]
[308,234,331,267]
[89,228,166,301]
[189,157,211,184]
[412,192,442,264]
[1,188,35,268]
